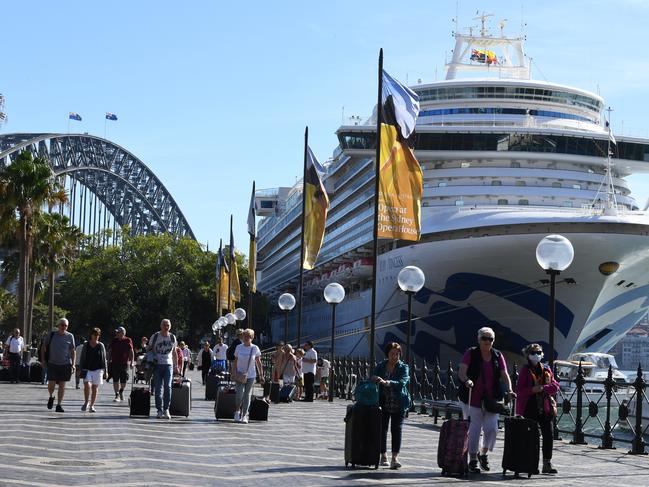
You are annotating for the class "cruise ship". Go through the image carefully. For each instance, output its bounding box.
[254,20,649,366]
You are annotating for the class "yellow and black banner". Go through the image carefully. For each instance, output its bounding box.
[219,265,229,312]
[230,250,241,303]
[302,146,329,269]
[377,70,422,241]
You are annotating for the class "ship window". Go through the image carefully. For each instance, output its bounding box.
[438,182,447,187]
[510,162,521,168]
[455,199,464,206]
[461,162,471,168]
[434,162,444,169]
[260,200,275,209]
[515,180,526,186]
[518,199,529,205]
[552,182,562,188]
[563,201,573,207]
[572,184,581,189]
[497,199,508,205]
[491,180,502,186]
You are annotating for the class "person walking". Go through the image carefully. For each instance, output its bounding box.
[294,348,305,400]
[458,327,515,473]
[179,341,191,377]
[317,357,331,399]
[108,326,134,403]
[41,318,76,413]
[196,341,213,385]
[147,319,178,419]
[233,329,264,424]
[212,337,228,373]
[302,341,317,402]
[4,328,24,384]
[515,343,560,474]
[372,342,411,470]
[74,339,87,389]
[80,328,108,413]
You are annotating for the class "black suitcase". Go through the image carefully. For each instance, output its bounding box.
[19,364,30,382]
[170,379,191,417]
[279,384,295,403]
[30,363,43,382]
[249,396,269,421]
[205,374,221,400]
[129,387,151,417]
[502,416,540,478]
[344,404,382,468]
[270,382,280,403]
[0,367,10,382]
[263,381,271,397]
[214,386,238,420]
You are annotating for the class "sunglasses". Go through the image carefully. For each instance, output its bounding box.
[480,336,494,342]
[529,351,543,355]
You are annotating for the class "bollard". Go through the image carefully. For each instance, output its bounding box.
[599,365,615,449]
[629,364,647,455]
[570,360,587,445]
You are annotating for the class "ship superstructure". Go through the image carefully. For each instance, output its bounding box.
[255,19,649,364]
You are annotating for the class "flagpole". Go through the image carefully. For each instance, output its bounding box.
[217,238,222,315]
[228,214,233,313]
[297,126,309,348]
[369,48,384,369]
[248,181,256,334]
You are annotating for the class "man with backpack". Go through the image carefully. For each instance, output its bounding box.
[147,319,178,419]
[41,318,76,412]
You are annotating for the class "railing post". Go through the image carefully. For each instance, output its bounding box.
[599,365,615,449]
[553,362,562,441]
[510,363,518,414]
[447,361,458,402]
[571,360,587,445]
[409,356,417,412]
[629,364,647,455]
[421,359,431,399]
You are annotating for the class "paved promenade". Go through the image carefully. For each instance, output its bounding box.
[1,370,648,486]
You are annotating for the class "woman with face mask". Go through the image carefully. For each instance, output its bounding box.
[515,343,560,474]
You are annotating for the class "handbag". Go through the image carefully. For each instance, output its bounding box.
[232,350,254,384]
[548,395,558,417]
[481,395,510,415]
[354,380,379,406]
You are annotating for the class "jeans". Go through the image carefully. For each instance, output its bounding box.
[380,409,405,454]
[235,378,255,417]
[304,372,315,401]
[153,364,173,412]
[8,352,21,382]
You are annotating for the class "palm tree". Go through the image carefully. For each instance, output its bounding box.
[0,151,66,342]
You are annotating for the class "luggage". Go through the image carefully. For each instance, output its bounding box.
[0,367,9,382]
[354,380,379,406]
[502,416,540,478]
[205,374,221,400]
[19,364,30,382]
[279,384,296,403]
[170,379,191,417]
[30,363,43,383]
[249,396,269,421]
[129,387,151,417]
[214,386,238,420]
[344,404,382,468]
[437,417,469,476]
[269,382,281,404]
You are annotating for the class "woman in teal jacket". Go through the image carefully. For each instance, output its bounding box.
[372,342,411,470]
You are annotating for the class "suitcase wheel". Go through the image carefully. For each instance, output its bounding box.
[374,464,379,469]
[527,473,532,478]
[441,469,446,476]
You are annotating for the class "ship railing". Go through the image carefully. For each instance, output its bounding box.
[455,204,634,216]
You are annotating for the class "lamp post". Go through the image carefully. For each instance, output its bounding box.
[324,282,345,403]
[225,312,236,345]
[278,293,296,343]
[234,307,247,328]
[536,234,574,367]
[397,266,426,366]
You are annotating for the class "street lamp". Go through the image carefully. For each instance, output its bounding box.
[324,282,345,402]
[225,312,236,344]
[397,265,425,366]
[536,234,574,367]
[278,293,296,343]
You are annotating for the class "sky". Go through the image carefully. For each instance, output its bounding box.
[3,0,649,249]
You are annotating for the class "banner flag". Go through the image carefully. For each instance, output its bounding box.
[69,112,82,121]
[302,146,329,269]
[230,247,241,303]
[219,265,229,310]
[377,69,423,241]
[105,112,118,121]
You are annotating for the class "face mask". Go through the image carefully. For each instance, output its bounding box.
[528,353,543,364]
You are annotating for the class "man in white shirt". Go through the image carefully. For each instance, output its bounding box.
[4,328,24,384]
[302,341,317,402]
[212,337,228,373]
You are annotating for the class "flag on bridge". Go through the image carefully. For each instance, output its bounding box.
[302,146,329,270]
[69,112,82,121]
[105,112,118,121]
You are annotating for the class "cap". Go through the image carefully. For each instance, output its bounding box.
[116,326,126,335]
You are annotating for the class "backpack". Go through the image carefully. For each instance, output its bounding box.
[42,332,56,363]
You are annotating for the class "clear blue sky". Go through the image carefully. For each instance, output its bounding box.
[3,0,649,249]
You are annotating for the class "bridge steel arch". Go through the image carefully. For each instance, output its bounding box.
[0,133,195,240]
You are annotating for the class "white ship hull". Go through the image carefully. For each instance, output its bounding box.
[275,222,649,366]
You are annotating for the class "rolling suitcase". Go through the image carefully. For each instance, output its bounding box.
[19,364,30,382]
[438,389,470,476]
[249,396,269,421]
[344,404,382,468]
[279,384,296,403]
[170,379,191,417]
[214,385,238,420]
[129,387,151,417]
[502,416,540,478]
[270,382,281,404]
[205,374,221,400]
[30,363,43,382]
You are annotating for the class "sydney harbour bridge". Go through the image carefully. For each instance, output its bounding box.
[0,133,195,242]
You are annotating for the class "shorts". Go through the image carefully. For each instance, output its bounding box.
[111,363,129,383]
[84,369,104,386]
[47,363,72,382]
[320,377,329,385]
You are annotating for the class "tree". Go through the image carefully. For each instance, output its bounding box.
[0,151,66,342]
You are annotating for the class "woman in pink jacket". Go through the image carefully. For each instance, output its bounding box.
[515,343,560,474]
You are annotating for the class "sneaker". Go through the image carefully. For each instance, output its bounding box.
[164,410,171,419]
[468,460,481,474]
[89,406,96,413]
[47,397,54,410]
[234,411,241,423]
[390,460,402,470]
[380,455,389,467]
[542,461,558,474]
[478,453,490,471]
[81,402,88,412]
[55,405,64,413]
[75,385,80,390]
[241,415,249,424]
[113,396,120,403]
[156,410,164,419]
[119,392,124,401]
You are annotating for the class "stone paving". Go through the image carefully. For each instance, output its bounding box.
[1,369,648,486]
